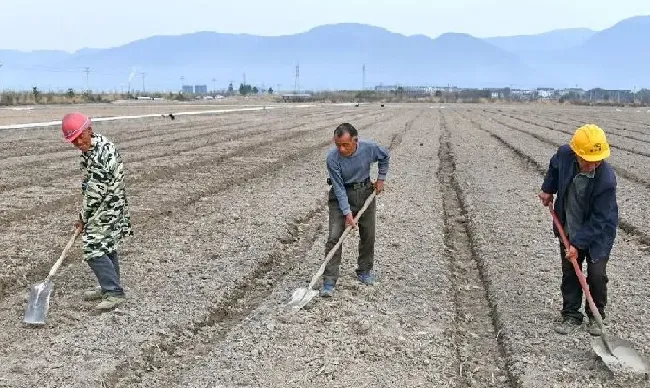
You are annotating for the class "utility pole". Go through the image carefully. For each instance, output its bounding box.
[243,72,246,85]
[212,78,216,94]
[141,72,146,93]
[294,63,300,94]
[84,67,90,92]
[180,76,185,93]
[362,64,366,91]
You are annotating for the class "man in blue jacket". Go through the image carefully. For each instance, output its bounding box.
[538,124,618,336]
[320,122,390,297]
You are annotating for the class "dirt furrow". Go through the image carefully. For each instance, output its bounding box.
[0,108,417,388]
[0,110,400,304]
[460,111,650,250]
[0,110,372,215]
[103,110,421,388]
[533,112,650,139]
[0,108,357,189]
[0,110,384,224]
[0,111,264,161]
[479,111,650,189]
[448,108,650,387]
[117,108,454,388]
[485,108,650,139]
[438,112,516,387]
[489,110,650,158]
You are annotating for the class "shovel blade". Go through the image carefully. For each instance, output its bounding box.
[23,281,54,326]
[286,287,319,310]
[592,335,650,374]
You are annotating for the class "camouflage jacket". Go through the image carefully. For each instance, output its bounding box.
[79,133,132,261]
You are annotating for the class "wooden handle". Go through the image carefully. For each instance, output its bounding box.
[46,228,82,281]
[307,192,377,289]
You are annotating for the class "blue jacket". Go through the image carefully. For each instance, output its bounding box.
[541,144,618,261]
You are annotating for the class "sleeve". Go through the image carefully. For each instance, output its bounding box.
[327,155,351,216]
[570,182,617,250]
[374,143,390,181]
[81,149,114,223]
[541,148,560,194]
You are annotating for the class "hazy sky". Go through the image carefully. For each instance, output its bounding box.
[1,0,649,52]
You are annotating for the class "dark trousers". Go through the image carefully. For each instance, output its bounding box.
[323,182,376,284]
[87,251,125,297]
[559,242,608,322]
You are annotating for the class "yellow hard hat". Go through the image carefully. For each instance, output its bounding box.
[569,124,610,162]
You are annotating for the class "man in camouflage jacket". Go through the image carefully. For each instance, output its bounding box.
[61,112,132,311]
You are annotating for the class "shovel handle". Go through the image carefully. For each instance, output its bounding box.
[548,206,609,333]
[307,191,377,290]
[46,227,82,281]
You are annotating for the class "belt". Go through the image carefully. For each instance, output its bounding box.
[344,178,371,189]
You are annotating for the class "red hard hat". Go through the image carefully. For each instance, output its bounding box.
[61,112,91,142]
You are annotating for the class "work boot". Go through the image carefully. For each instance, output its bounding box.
[95,295,125,311]
[83,286,102,301]
[357,271,376,285]
[587,317,603,336]
[554,317,582,335]
[320,281,335,298]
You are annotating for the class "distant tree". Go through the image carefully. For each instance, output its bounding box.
[228,82,234,95]
[239,83,246,95]
[268,87,273,94]
[32,87,41,103]
[435,90,442,97]
[67,88,75,98]
[252,86,259,94]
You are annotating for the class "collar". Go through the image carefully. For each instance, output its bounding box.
[573,159,596,178]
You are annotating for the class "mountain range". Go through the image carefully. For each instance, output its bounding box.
[1,15,649,92]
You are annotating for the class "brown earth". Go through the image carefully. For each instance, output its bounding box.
[0,103,648,388]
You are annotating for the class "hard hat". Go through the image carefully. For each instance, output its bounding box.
[569,124,610,162]
[61,112,91,142]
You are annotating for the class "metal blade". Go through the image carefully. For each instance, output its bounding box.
[23,281,54,326]
[592,336,650,374]
[286,288,319,310]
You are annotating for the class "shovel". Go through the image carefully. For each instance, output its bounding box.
[23,227,81,326]
[549,205,650,374]
[287,191,377,310]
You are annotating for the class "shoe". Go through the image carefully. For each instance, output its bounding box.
[357,271,376,285]
[587,317,603,336]
[83,286,102,301]
[95,295,125,311]
[554,317,582,335]
[320,282,335,298]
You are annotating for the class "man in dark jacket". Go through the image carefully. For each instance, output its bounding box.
[538,124,618,336]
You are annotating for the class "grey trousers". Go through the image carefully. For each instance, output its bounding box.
[323,181,376,284]
[86,251,125,297]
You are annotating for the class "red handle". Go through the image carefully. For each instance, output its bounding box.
[549,206,571,251]
[548,206,603,325]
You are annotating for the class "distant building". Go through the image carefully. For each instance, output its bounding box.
[281,93,311,102]
[182,85,194,94]
[537,88,555,99]
[374,84,454,97]
[194,85,208,95]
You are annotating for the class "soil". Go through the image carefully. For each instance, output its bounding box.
[0,103,648,387]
